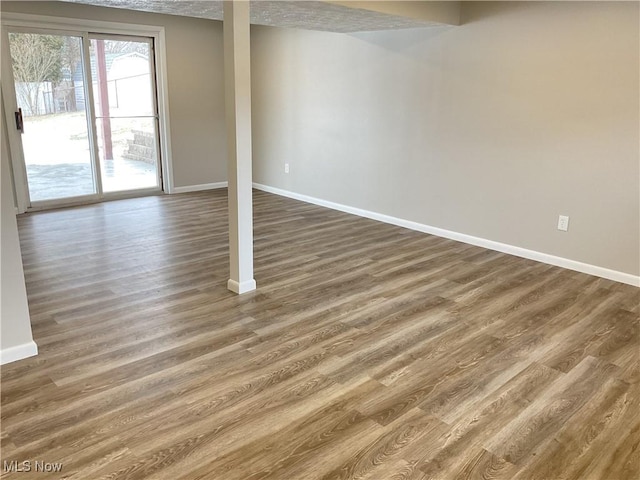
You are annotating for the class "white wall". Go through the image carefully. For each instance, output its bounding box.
[1,0,227,189]
[251,1,640,279]
[1,89,37,364]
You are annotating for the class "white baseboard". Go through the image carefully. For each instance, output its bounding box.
[227,278,257,294]
[172,182,228,194]
[1,340,38,365]
[253,183,640,287]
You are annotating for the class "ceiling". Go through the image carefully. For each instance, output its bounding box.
[59,0,444,33]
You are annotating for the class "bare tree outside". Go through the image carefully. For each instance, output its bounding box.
[8,33,64,115]
[102,39,149,56]
[60,36,82,111]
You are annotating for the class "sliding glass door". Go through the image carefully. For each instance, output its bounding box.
[6,29,161,208]
[8,32,97,202]
[90,35,160,193]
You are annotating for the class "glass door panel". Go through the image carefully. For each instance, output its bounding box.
[96,117,159,192]
[90,36,160,193]
[8,32,96,202]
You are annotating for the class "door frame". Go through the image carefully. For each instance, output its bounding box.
[1,13,175,212]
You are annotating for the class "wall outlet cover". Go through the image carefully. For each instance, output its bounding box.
[557,215,570,232]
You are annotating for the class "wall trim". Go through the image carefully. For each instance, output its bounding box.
[0,340,38,365]
[253,183,640,287]
[172,182,228,194]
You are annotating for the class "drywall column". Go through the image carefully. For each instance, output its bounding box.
[224,0,256,294]
[1,91,37,364]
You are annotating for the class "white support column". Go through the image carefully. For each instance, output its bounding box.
[224,0,256,294]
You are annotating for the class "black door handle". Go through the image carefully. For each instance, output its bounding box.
[15,108,24,133]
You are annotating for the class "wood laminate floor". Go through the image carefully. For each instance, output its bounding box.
[1,189,638,479]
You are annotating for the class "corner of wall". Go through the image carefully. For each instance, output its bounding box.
[1,87,37,365]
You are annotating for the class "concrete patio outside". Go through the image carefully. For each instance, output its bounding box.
[22,111,158,202]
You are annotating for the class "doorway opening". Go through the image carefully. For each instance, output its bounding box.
[2,18,171,211]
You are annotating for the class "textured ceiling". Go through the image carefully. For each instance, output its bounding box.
[58,0,442,32]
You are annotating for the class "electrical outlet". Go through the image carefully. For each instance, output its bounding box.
[557,215,569,232]
[284,163,290,174]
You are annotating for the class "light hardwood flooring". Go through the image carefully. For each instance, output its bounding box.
[1,189,638,479]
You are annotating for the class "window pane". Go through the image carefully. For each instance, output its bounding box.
[9,33,96,202]
[96,117,159,193]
